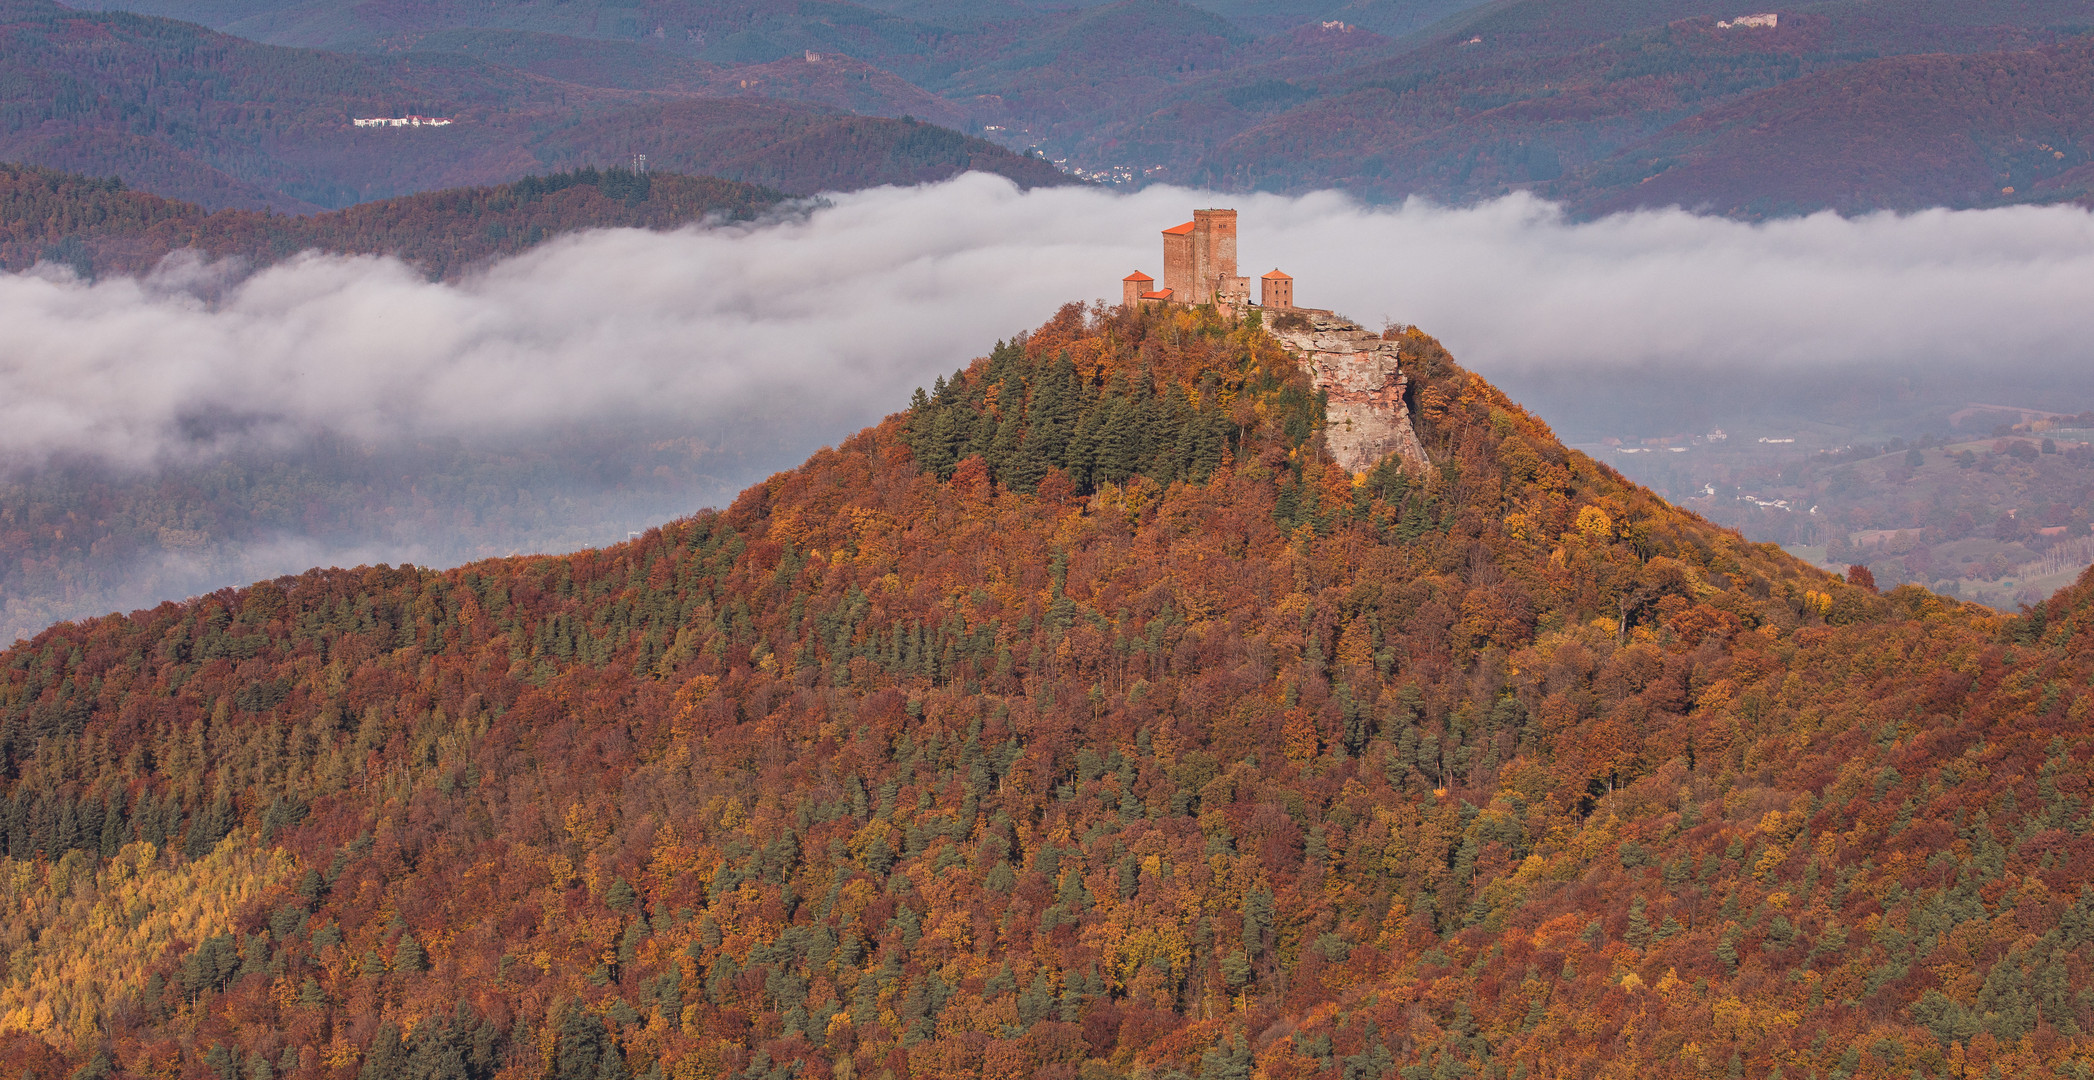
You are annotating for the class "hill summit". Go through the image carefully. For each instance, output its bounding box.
[1,298,2090,1080]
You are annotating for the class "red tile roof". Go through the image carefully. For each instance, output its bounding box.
[1141,289,1173,300]
[1162,221,1195,235]
[1261,269,1292,279]
[1124,271,1155,281]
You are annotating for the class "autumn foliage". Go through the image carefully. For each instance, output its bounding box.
[1,303,2091,1079]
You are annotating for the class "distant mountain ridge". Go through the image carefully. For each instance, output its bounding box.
[55,0,2094,217]
[0,0,1070,212]
[1573,35,2094,216]
[0,162,788,281]
[1189,0,2094,212]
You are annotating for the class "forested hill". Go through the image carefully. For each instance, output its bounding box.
[1567,34,2094,217]
[0,163,786,281]
[4,303,2093,1079]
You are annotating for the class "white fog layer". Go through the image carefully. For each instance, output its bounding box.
[6,175,2094,468]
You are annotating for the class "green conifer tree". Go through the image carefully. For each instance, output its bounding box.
[357,1023,408,1080]
[555,1010,610,1080]
[1196,1033,1252,1080]
[1241,885,1275,956]
[392,935,428,973]
[1625,897,1652,948]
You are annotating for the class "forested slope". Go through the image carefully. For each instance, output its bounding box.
[1192,7,2094,214]
[0,163,786,280]
[1571,36,2094,216]
[1,303,2090,1079]
[525,103,1072,197]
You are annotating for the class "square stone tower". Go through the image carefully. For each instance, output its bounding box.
[1191,210,1236,302]
[1153,210,1251,306]
[1123,271,1156,308]
[1261,269,1293,310]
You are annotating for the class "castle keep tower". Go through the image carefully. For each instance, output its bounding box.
[1191,209,1245,304]
[1156,210,1250,304]
[1127,209,1301,314]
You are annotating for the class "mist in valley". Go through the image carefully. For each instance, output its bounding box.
[8,174,2094,641]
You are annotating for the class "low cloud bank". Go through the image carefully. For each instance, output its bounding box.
[7,175,2094,469]
[1264,192,2094,378]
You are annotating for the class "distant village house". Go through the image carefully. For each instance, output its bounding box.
[352,115,455,128]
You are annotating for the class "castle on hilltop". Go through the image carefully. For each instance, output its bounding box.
[1122,210,1428,473]
[1122,208,1321,316]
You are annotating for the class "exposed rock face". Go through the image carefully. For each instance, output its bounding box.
[1267,313,1430,473]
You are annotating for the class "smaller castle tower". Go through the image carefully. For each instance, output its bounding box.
[1261,269,1293,311]
[1123,272,1155,309]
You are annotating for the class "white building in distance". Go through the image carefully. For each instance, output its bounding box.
[353,115,455,128]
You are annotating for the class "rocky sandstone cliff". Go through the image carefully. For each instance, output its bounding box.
[1268,312,1430,473]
